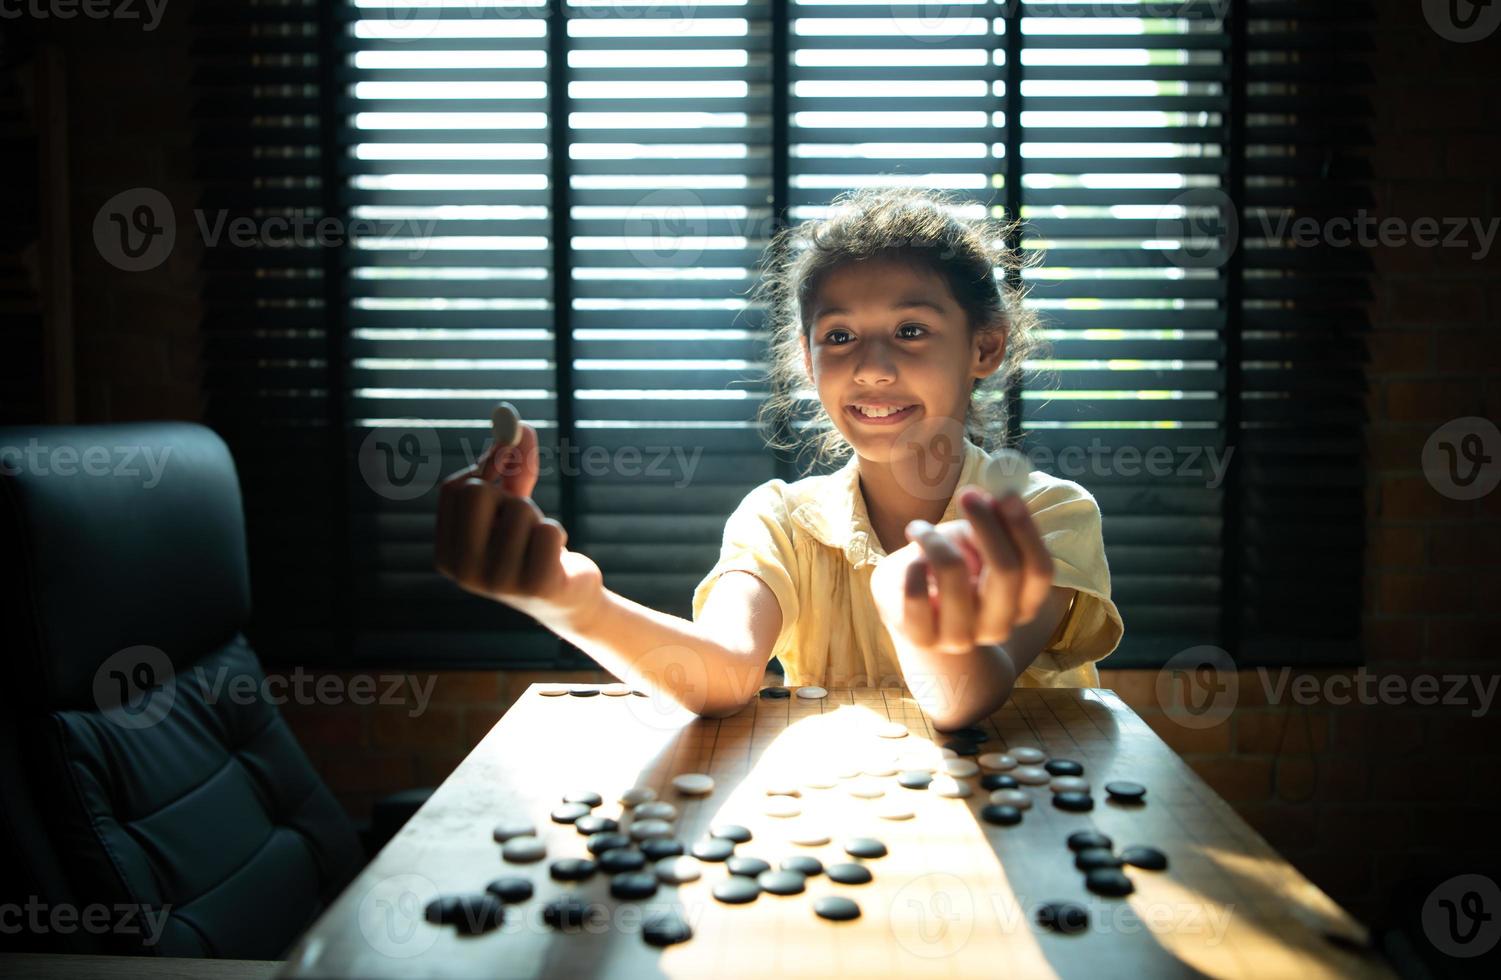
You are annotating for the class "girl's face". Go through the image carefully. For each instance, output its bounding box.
[800,257,1006,463]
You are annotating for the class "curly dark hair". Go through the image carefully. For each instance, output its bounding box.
[751,186,1044,473]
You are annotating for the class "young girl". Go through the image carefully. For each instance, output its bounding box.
[433,188,1122,731]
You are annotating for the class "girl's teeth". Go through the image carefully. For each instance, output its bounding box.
[857,405,908,418]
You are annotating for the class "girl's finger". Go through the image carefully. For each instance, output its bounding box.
[909,520,975,654]
[996,493,1054,622]
[961,489,1022,645]
[481,494,542,594]
[901,556,937,650]
[454,478,505,585]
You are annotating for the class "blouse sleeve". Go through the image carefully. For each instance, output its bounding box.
[690,480,802,662]
[1023,474,1124,675]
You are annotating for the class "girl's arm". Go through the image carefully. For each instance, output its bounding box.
[547,571,780,719]
[870,486,1066,730]
[434,416,774,718]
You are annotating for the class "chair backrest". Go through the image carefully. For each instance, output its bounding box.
[0,423,362,958]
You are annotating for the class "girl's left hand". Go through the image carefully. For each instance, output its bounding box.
[870,487,1054,654]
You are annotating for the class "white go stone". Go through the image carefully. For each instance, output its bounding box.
[1010,747,1045,764]
[990,789,1031,810]
[795,686,828,700]
[501,836,546,862]
[629,819,674,841]
[980,448,1032,500]
[978,753,1017,771]
[764,782,802,798]
[655,856,703,884]
[602,683,631,697]
[863,759,901,777]
[492,819,535,843]
[943,758,980,778]
[876,722,909,739]
[846,780,886,800]
[802,772,839,790]
[1013,766,1050,786]
[537,685,569,697]
[619,786,657,806]
[940,747,958,759]
[491,401,522,448]
[932,777,973,799]
[765,798,803,818]
[787,823,832,847]
[877,801,915,821]
[672,773,715,796]
[1050,776,1090,794]
[634,801,677,821]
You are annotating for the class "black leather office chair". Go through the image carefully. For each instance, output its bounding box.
[0,423,364,958]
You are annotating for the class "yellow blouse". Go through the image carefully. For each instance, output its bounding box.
[691,438,1124,689]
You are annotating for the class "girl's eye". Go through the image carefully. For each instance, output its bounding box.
[825,329,852,345]
[898,323,927,338]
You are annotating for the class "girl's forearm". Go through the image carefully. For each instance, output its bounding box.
[543,588,764,718]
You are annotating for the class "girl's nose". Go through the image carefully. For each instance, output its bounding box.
[852,340,897,385]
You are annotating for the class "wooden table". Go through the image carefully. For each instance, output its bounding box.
[279,685,1391,979]
[0,953,278,979]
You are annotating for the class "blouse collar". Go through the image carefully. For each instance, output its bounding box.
[786,437,989,570]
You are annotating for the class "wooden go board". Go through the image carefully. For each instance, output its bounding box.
[278,685,1392,979]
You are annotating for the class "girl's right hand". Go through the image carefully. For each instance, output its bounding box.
[433,421,604,629]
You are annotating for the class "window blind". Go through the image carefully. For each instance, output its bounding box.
[192,0,1369,667]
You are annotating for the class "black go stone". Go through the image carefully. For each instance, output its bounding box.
[630,690,648,697]
[485,877,534,904]
[452,894,505,935]
[1044,759,1084,777]
[1037,901,1090,935]
[758,687,792,699]
[691,837,736,862]
[1085,868,1135,897]
[946,726,990,742]
[844,837,887,859]
[981,804,1023,826]
[1053,792,1094,813]
[641,838,684,860]
[598,848,647,874]
[568,688,600,697]
[727,856,771,878]
[424,895,462,925]
[826,863,873,885]
[586,832,632,855]
[712,875,761,905]
[575,815,618,836]
[898,771,934,790]
[711,824,753,844]
[1067,831,1113,852]
[563,790,603,807]
[981,773,1019,791]
[1074,847,1122,872]
[610,872,660,900]
[642,911,693,947]
[543,895,596,930]
[1105,781,1147,803]
[814,896,861,921]
[550,802,591,824]
[1120,845,1168,871]
[758,870,807,895]
[550,858,597,882]
[941,739,980,757]
[782,855,823,877]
